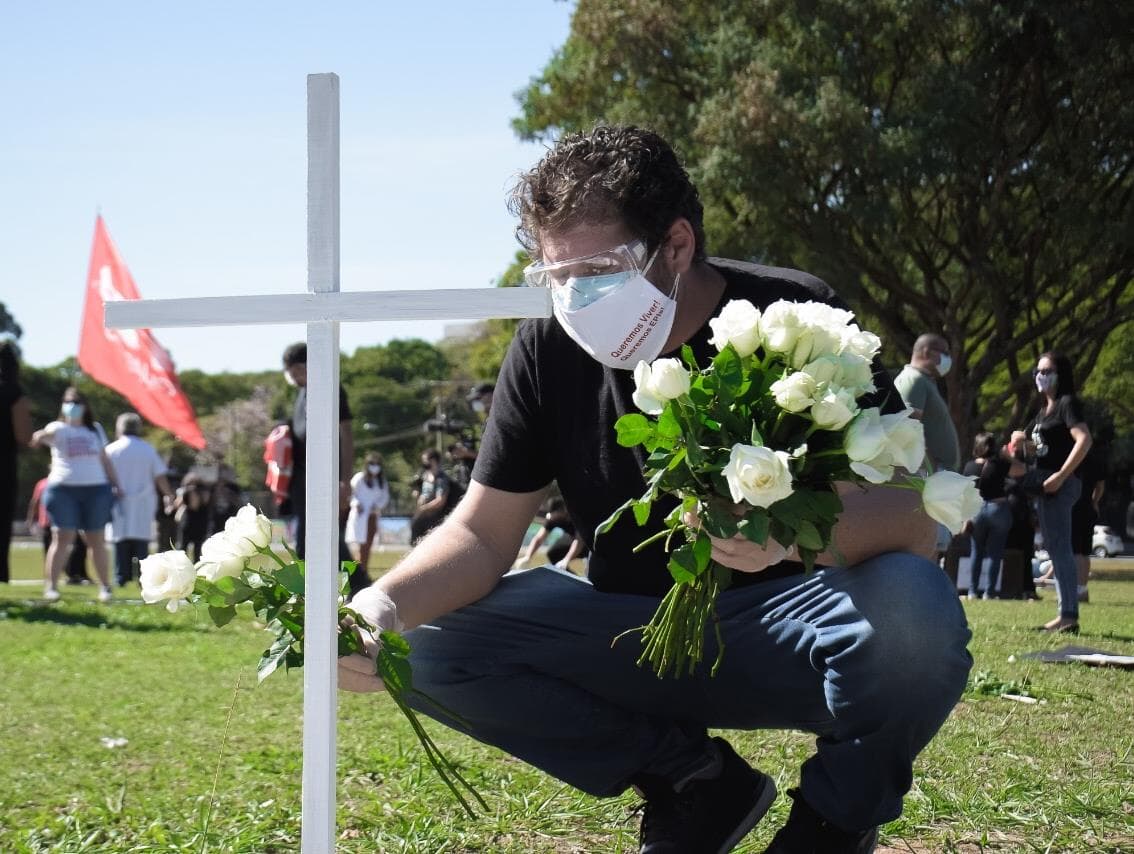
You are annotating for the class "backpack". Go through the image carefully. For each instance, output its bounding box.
[263,424,293,503]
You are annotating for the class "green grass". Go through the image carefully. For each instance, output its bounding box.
[2,545,1133,852]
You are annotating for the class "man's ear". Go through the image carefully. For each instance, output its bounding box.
[663,217,697,274]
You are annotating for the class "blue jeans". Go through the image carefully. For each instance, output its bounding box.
[969,501,1012,596]
[1035,476,1082,620]
[405,554,972,832]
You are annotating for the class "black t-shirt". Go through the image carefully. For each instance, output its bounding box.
[963,457,1010,501]
[1027,395,1085,473]
[543,512,578,539]
[472,259,904,596]
[291,384,353,472]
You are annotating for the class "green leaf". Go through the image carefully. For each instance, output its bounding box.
[275,563,305,596]
[667,544,699,583]
[379,629,411,657]
[614,413,655,447]
[208,604,236,628]
[701,504,739,539]
[692,533,712,571]
[749,421,764,446]
[795,520,826,552]
[632,500,652,526]
[737,510,770,545]
[712,346,743,398]
[596,497,634,536]
[656,406,682,439]
[376,649,413,694]
[681,344,698,371]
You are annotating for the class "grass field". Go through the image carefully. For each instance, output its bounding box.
[2,544,1133,853]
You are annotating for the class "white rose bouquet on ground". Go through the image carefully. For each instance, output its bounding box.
[600,299,980,678]
[139,505,486,815]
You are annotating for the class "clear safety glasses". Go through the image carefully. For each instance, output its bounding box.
[522,239,650,291]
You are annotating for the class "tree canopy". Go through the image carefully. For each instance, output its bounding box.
[514,0,1134,445]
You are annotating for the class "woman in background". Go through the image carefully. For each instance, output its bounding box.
[1026,352,1092,633]
[345,451,390,578]
[30,387,120,602]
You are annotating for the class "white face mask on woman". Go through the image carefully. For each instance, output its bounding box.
[551,247,679,370]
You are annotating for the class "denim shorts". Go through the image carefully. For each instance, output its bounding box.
[44,483,114,531]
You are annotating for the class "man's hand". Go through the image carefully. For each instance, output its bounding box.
[683,510,794,573]
[1043,471,1066,495]
[338,586,404,694]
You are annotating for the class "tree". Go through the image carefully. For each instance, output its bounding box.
[514,0,1134,449]
[0,301,22,341]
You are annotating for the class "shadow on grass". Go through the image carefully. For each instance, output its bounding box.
[0,601,210,633]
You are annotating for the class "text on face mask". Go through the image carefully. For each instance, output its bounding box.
[611,299,664,361]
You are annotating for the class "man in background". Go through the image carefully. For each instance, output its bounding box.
[105,412,174,586]
[895,334,962,563]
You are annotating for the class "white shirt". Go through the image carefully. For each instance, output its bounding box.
[44,421,108,486]
[105,435,167,541]
[350,471,390,515]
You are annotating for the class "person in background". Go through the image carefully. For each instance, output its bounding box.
[1002,431,1039,600]
[1070,445,1105,604]
[1025,351,1093,634]
[345,451,390,578]
[0,340,32,583]
[339,125,971,853]
[516,496,589,572]
[27,475,91,584]
[155,466,181,552]
[105,412,174,587]
[894,334,962,564]
[961,432,1024,599]
[281,342,366,596]
[450,382,495,490]
[409,448,454,545]
[30,387,120,603]
[173,473,211,561]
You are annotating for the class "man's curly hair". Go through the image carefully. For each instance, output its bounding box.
[509,126,706,262]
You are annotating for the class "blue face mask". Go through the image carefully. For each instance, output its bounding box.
[62,402,84,420]
[554,270,636,312]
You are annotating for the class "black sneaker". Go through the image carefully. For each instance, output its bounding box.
[763,788,878,853]
[637,737,776,854]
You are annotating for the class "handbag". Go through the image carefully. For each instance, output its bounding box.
[1019,467,1055,496]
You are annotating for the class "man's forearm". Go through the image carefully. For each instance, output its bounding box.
[375,517,510,630]
[822,483,936,566]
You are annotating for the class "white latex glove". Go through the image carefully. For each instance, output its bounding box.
[339,587,404,694]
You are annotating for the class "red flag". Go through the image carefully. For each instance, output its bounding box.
[78,216,207,449]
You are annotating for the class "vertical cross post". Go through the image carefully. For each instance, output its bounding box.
[302,72,340,854]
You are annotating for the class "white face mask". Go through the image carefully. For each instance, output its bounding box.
[283,369,298,387]
[1035,371,1056,394]
[367,464,381,475]
[552,249,678,370]
[936,354,952,377]
[471,399,485,414]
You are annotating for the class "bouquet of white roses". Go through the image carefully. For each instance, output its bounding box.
[139,505,486,816]
[599,298,980,679]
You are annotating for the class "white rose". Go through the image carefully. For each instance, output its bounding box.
[811,387,859,430]
[196,531,248,582]
[849,459,895,484]
[880,410,927,473]
[722,443,795,508]
[922,471,982,534]
[770,371,818,413]
[707,299,762,357]
[140,550,197,613]
[632,358,690,415]
[840,326,882,361]
[835,354,876,394]
[760,301,803,357]
[844,408,888,463]
[224,504,272,550]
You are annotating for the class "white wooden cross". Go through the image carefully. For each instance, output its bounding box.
[105,73,551,852]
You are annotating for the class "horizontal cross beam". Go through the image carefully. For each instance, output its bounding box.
[104,287,551,329]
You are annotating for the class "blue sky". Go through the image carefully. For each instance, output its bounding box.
[0,1,574,374]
